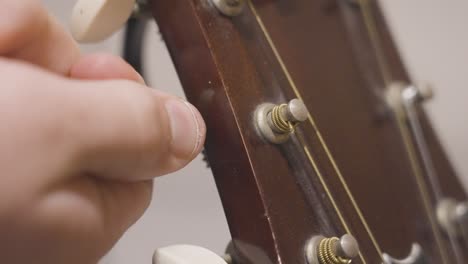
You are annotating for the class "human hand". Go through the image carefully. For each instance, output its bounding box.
[0,1,206,263]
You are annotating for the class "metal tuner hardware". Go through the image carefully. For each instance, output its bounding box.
[305,234,360,264]
[437,198,468,236]
[383,243,426,264]
[211,0,246,17]
[386,82,434,119]
[255,99,309,144]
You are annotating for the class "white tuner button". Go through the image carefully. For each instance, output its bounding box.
[71,0,136,43]
[153,245,228,264]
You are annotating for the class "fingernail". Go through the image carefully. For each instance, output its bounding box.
[165,99,206,159]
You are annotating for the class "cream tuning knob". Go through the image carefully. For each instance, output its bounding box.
[153,245,228,264]
[437,198,468,236]
[71,0,136,43]
[306,234,360,264]
[335,234,360,259]
[456,202,468,223]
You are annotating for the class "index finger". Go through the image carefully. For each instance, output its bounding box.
[0,0,80,74]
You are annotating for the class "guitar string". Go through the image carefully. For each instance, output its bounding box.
[393,109,451,264]
[358,0,456,262]
[299,135,367,264]
[358,0,391,86]
[404,95,466,261]
[248,1,383,261]
[461,221,468,247]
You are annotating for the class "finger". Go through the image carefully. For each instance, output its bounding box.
[0,58,204,183]
[21,176,153,264]
[66,78,206,181]
[0,0,80,74]
[70,53,145,84]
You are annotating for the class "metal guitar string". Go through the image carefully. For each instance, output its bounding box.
[358,0,451,262]
[461,220,468,248]
[297,133,367,264]
[392,112,454,263]
[299,135,367,264]
[358,0,463,262]
[403,88,467,260]
[248,1,383,262]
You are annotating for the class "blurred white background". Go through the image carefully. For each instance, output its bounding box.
[42,1,468,263]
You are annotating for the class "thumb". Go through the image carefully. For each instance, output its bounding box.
[64,54,206,180]
[61,78,206,181]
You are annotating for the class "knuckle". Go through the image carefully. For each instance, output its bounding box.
[0,0,47,52]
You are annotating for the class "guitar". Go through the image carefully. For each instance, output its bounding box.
[72,0,468,263]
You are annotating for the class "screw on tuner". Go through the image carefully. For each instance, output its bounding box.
[255,99,309,144]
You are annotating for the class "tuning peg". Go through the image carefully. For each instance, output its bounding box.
[437,198,468,236]
[306,234,360,264]
[255,99,309,144]
[70,0,136,43]
[153,245,228,264]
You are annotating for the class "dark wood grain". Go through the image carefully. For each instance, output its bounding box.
[150,0,467,263]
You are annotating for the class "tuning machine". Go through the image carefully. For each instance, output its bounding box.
[211,0,246,16]
[382,243,426,264]
[437,198,468,236]
[305,234,360,264]
[386,82,434,117]
[255,99,309,144]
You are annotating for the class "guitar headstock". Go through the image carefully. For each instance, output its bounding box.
[148,0,468,263]
[70,0,468,263]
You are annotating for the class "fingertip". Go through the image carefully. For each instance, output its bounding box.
[164,98,206,162]
[184,101,207,159]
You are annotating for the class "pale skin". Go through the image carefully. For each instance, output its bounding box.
[0,1,206,263]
